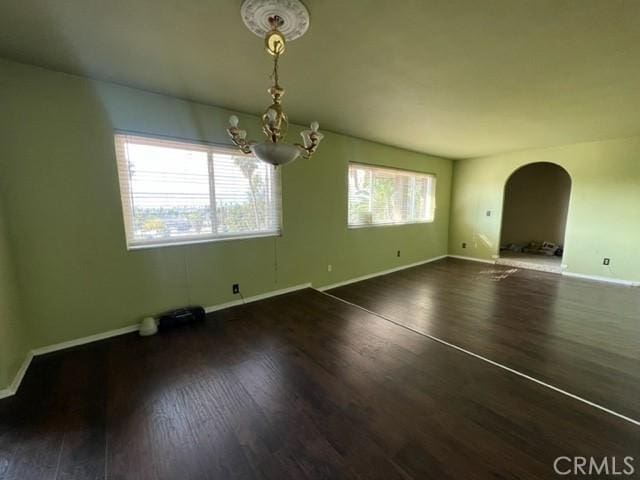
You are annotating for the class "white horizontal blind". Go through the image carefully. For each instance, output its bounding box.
[348,163,436,227]
[115,133,281,249]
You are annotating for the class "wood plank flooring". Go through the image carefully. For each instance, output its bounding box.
[329,257,640,422]
[0,267,639,478]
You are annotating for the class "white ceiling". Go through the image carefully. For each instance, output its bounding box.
[1,0,640,159]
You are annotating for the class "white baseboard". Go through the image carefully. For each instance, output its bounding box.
[562,271,640,287]
[0,352,34,400]
[448,254,496,265]
[316,255,448,291]
[1,282,313,399]
[31,282,311,357]
[204,282,311,313]
[32,324,141,356]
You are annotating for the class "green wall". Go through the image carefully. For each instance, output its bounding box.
[0,58,452,362]
[0,198,28,389]
[449,138,640,282]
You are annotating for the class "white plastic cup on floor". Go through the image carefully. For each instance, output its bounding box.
[139,317,158,336]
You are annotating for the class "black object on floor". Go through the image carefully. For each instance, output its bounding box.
[158,306,206,330]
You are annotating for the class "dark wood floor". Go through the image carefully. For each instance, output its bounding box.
[1,283,639,479]
[328,258,640,423]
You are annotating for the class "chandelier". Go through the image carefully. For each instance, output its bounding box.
[227,0,323,167]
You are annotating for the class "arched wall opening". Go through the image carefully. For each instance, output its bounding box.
[498,162,571,272]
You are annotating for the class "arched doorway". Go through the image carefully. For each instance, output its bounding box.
[498,162,571,273]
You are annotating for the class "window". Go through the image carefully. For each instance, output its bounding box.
[348,163,436,227]
[115,133,281,249]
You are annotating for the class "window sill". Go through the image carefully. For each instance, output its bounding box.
[127,231,281,250]
[348,221,435,230]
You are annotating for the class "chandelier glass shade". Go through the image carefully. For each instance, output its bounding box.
[227,14,323,167]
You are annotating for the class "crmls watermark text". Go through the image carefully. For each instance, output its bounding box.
[553,456,635,476]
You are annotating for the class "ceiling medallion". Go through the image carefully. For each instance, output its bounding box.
[240,0,309,41]
[228,0,323,167]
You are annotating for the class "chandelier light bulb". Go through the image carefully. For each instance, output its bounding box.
[265,29,286,56]
[229,115,239,127]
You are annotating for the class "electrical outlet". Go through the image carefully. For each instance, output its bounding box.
[327,264,332,272]
[397,250,401,257]
[462,242,467,249]
[232,283,240,294]
[486,210,491,217]
[603,258,610,266]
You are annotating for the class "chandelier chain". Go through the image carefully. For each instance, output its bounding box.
[270,52,280,87]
